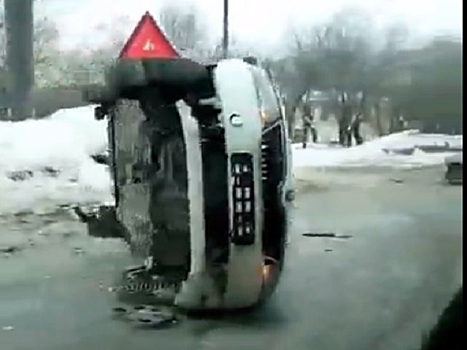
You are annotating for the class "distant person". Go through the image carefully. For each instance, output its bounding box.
[302,104,317,148]
[397,115,406,131]
[339,102,352,147]
[339,121,349,147]
[350,112,363,145]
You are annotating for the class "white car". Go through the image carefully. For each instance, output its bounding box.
[81,56,294,312]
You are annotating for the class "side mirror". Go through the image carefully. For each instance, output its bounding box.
[285,189,295,202]
[94,105,107,120]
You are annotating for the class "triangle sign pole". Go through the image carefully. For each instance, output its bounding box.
[118,11,179,59]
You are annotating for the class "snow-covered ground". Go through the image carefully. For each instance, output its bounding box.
[293,130,462,169]
[0,106,111,214]
[0,106,462,214]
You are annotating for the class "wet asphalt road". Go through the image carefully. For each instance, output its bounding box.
[0,166,462,350]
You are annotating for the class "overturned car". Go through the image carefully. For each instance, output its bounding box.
[77,12,294,312]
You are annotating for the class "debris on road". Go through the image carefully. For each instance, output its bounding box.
[302,232,352,239]
[6,170,33,181]
[72,247,85,255]
[5,167,61,182]
[0,245,22,254]
[62,232,76,239]
[41,166,60,177]
[112,305,179,328]
[37,230,50,237]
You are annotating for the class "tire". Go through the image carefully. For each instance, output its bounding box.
[108,58,210,99]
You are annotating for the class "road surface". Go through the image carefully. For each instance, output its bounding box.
[0,165,462,350]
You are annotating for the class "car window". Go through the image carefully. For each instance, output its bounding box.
[251,68,281,123]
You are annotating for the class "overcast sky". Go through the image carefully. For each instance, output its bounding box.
[38,0,462,54]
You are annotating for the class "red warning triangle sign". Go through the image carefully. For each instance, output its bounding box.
[119,12,179,59]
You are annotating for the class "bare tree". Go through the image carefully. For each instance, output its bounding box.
[158,3,207,54]
[33,17,60,65]
[269,8,411,139]
[0,0,59,66]
[209,35,251,61]
[0,7,62,87]
[389,39,462,133]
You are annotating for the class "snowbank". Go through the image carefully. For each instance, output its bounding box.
[0,106,111,214]
[0,106,107,172]
[293,130,462,169]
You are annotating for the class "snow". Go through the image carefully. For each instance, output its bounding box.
[0,106,112,214]
[0,107,107,171]
[0,106,462,214]
[293,130,462,169]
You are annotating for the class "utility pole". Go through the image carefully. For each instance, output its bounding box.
[222,0,229,58]
[4,0,34,121]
